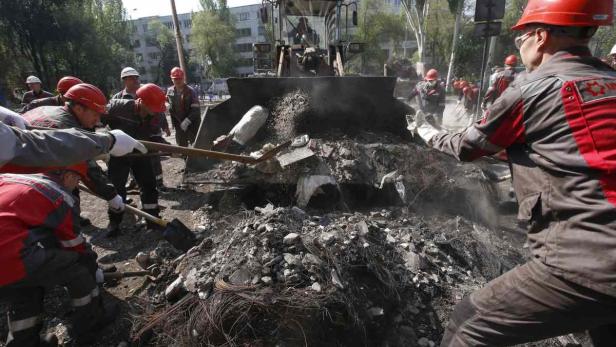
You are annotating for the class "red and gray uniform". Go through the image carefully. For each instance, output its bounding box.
[21,90,54,106]
[19,95,63,113]
[167,84,201,146]
[105,99,159,224]
[112,89,169,137]
[0,174,101,346]
[435,47,616,345]
[483,67,517,105]
[409,81,446,123]
[0,122,113,168]
[22,106,118,200]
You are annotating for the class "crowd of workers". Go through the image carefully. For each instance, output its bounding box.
[0,65,200,346]
[1,0,616,346]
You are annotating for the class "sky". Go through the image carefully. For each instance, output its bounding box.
[122,0,261,19]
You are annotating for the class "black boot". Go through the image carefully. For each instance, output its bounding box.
[73,299,119,345]
[106,211,123,238]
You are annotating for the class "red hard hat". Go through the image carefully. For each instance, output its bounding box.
[54,162,89,179]
[504,55,518,66]
[57,76,83,95]
[137,83,166,113]
[424,69,438,81]
[64,83,107,114]
[425,69,439,81]
[512,0,613,30]
[170,67,185,79]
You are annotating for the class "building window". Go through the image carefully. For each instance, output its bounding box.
[185,34,191,43]
[236,28,251,37]
[164,21,173,29]
[148,52,160,60]
[234,43,252,52]
[183,19,192,28]
[136,53,143,62]
[146,36,157,47]
[238,12,249,21]
[142,23,148,32]
[133,39,141,48]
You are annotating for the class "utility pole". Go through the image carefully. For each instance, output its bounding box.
[170,0,188,80]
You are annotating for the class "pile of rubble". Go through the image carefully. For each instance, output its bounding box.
[132,203,525,346]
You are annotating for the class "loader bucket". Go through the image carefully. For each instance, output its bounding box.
[186,76,412,174]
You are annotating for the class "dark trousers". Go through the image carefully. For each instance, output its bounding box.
[172,118,199,147]
[149,135,168,185]
[441,259,616,346]
[107,156,159,224]
[1,249,101,347]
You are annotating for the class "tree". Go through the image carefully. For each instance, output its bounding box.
[445,0,464,90]
[0,0,134,96]
[191,0,238,78]
[400,0,429,75]
[147,20,179,84]
[351,0,405,74]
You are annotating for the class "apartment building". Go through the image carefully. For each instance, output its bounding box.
[128,4,267,82]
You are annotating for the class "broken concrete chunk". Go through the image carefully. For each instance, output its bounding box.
[261,276,272,285]
[311,282,322,292]
[331,269,344,289]
[386,234,396,244]
[165,275,186,301]
[283,253,302,267]
[302,253,322,266]
[283,233,300,245]
[356,221,369,236]
[229,267,252,285]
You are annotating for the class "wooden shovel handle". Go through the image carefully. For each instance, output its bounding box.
[139,141,259,164]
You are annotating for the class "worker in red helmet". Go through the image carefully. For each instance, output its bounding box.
[22,83,126,229]
[481,55,520,110]
[409,68,446,126]
[406,0,616,345]
[104,83,167,236]
[167,67,201,148]
[0,165,117,347]
[19,76,83,113]
[112,67,170,189]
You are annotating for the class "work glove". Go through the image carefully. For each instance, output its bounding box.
[108,194,125,213]
[0,106,29,130]
[108,129,147,156]
[406,111,441,145]
[180,118,192,131]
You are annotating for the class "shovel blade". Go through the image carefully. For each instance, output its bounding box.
[163,219,197,252]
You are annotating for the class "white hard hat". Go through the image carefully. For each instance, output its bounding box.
[25,75,42,84]
[610,44,616,56]
[120,67,140,79]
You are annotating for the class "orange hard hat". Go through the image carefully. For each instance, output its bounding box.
[57,76,83,95]
[170,67,185,79]
[137,83,166,113]
[64,83,107,114]
[425,69,439,81]
[512,0,613,30]
[504,55,518,66]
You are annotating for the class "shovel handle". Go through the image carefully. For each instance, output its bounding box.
[139,141,259,164]
[124,204,168,227]
[78,184,167,227]
[103,270,149,281]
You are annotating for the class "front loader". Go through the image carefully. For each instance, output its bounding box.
[185,0,412,174]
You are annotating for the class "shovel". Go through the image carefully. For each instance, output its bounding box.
[28,125,289,165]
[139,140,291,164]
[78,184,197,252]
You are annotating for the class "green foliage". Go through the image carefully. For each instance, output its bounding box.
[192,0,238,78]
[351,0,406,74]
[424,0,456,70]
[147,20,180,84]
[0,0,134,96]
